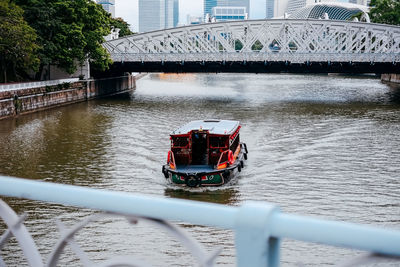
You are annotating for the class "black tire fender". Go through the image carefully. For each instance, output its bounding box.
[243,143,248,153]
[162,166,169,178]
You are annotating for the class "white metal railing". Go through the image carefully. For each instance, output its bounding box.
[0,175,400,267]
[0,78,79,92]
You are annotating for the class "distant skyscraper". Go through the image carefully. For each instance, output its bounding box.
[97,0,115,18]
[173,0,179,27]
[286,0,307,15]
[266,0,275,18]
[139,0,179,32]
[349,0,370,5]
[165,0,174,28]
[204,0,250,21]
[204,0,218,21]
[265,0,289,18]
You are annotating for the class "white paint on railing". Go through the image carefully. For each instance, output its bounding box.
[0,176,399,267]
[0,78,79,92]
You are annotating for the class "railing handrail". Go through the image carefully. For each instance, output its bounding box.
[216,149,230,167]
[0,78,79,92]
[167,150,176,169]
[1,175,400,266]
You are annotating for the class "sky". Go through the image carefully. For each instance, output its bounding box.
[116,0,266,32]
[116,0,350,32]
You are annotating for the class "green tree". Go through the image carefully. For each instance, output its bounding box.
[369,0,400,25]
[0,0,39,83]
[110,17,134,37]
[15,0,112,79]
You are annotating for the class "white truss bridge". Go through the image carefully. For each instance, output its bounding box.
[103,19,400,73]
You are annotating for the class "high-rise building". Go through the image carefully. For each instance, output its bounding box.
[204,0,250,21]
[173,0,179,27]
[286,0,307,15]
[139,0,179,32]
[265,0,289,18]
[204,0,218,21]
[266,0,275,18]
[97,0,115,18]
[211,6,247,21]
[349,0,370,6]
[165,0,174,28]
[139,0,165,32]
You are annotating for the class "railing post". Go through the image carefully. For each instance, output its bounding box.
[235,202,280,267]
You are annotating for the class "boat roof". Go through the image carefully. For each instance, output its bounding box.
[171,120,240,135]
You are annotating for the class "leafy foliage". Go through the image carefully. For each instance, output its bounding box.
[110,17,134,37]
[369,0,400,25]
[14,0,113,77]
[0,0,39,82]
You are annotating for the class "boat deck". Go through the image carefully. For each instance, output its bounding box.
[175,165,215,173]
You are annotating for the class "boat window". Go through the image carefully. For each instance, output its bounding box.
[172,137,189,148]
[209,136,228,148]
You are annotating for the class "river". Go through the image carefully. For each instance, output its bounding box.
[0,73,399,266]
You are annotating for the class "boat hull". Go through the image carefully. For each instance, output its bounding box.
[162,143,248,187]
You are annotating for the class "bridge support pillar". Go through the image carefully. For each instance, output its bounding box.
[235,202,280,267]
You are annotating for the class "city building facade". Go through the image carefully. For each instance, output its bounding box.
[96,0,115,18]
[211,6,247,22]
[266,0,343,19]
[265,0,289,18]
[187,15,203,25]
[139,0,179,32]
[349,0,370,6]
[288,2,370,21]
[204,0,249,21]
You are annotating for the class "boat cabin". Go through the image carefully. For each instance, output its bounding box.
[169,120,241,168]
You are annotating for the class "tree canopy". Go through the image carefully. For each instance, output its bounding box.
[369,0,400,25]
[0,0,39,83]
[14,0,113,78]
[110,17,134,37]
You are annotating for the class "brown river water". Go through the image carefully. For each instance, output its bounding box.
[0,73,399,266]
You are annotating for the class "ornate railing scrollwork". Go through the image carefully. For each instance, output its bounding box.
[0,200,221,267]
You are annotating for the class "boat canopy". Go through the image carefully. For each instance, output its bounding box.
[171,120,240,136]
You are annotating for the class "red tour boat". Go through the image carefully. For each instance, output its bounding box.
[162,119,248,187]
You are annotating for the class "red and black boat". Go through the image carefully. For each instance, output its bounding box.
[162,119,248,187]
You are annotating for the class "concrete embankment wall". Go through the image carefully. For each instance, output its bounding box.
[381,74,400,84]
[0,75,136,120]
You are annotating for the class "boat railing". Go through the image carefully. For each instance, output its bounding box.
[167,150,176,169]
[0,176,400,267]
[216,149,230,169]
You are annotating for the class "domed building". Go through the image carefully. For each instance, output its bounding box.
[288,2,370,22]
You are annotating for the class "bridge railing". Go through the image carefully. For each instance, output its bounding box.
[1,175,400,266]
